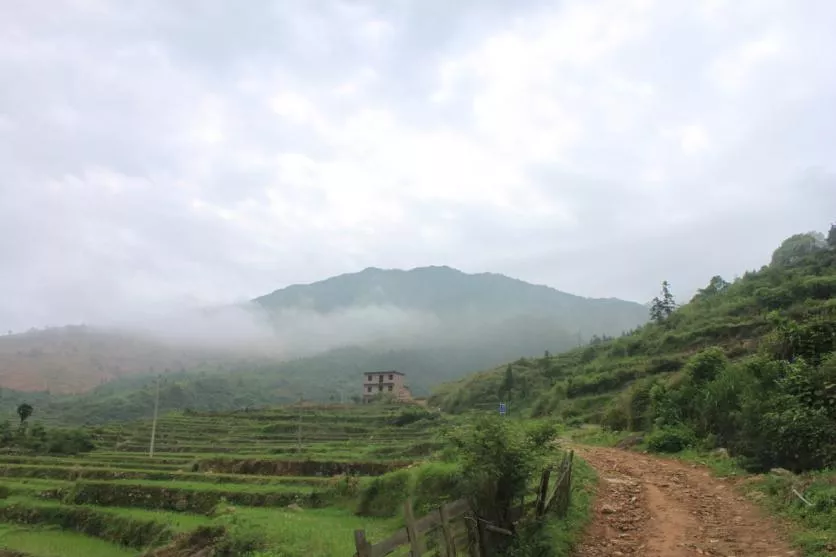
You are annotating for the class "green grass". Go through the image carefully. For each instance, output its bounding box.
[0,494,212,533]
[0,404,451,555]
[0,524,136,557]
[232,506,401,556]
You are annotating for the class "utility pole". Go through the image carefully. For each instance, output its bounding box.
[149,375,161,458]
[296,393,303,453]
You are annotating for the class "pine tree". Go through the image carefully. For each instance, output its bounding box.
[650,281,677,324]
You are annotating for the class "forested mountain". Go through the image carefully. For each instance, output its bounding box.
[255,266,645,337]
[0,266,647,424]
[432,228,836,472]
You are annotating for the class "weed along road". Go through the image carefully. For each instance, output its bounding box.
[572,446,796,557]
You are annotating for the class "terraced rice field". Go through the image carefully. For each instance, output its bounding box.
[0,404,441,556]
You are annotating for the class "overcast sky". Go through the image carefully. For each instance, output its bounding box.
[1,0,834,331]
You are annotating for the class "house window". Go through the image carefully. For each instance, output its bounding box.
[367,375,372,382]
[367,386,372,393]
[388,385,393,392]
[379,375,383,382]
[378,385,383,392]
[389,374,393,380]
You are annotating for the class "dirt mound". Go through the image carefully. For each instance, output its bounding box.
[572,446,798,557]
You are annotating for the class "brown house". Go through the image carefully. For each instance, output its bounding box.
[362,370,412,403]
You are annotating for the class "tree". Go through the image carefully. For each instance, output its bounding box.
[16,403,33,425]
[445,415,550,529]
[771,232,826,266]
[650,281,677,324]
[828,224,836,248]
[695,275,730,300]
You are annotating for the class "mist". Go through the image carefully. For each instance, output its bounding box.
[95,302,446,359]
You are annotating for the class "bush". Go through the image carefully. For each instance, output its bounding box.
[355,469,411,517]
[445,415,548,527]
[389,407,437,427]
[410,462,466,514]
[600,403,628,431]
[645,426,696,453]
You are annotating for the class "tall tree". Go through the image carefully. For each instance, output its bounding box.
[828,224,836,248]
[16,403,33,425]
[650,281,677,324]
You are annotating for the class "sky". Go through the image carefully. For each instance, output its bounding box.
[1,0,835,332]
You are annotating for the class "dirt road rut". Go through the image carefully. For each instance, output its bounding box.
[572,446,797,557]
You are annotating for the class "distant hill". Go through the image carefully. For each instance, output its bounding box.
[255,265,644,334]
[1,266,646,396]
[0,325,245,393]
[0,266,649,423]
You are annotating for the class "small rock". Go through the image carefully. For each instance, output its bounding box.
[286,503,303,512]
[601,504,618,514]
[769,468,794,477]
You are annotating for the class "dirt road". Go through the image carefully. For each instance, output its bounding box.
[572,446,797,557]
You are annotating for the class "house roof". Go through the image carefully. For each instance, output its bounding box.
[365,370,404,376]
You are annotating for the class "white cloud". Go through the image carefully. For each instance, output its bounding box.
[0,0,834,331]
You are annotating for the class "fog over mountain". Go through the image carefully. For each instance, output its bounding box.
[0,266,646,395]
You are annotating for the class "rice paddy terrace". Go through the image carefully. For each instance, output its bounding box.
[0,404,442,556]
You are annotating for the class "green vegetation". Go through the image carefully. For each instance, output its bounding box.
[434,230,836,471]
[0,401,591,556]
[434,229,836,554]
[0,525,136,557]
[0,404,437,555]
[0,417,94,456]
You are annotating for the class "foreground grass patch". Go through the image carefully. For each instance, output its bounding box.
[231,506,400,556]
[0,524,135,557]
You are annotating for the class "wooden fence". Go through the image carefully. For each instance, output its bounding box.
[353,450,575,557]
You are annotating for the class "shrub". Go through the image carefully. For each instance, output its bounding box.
[389,407,437,427]
[600,403,628,432]
[645,425,696,453]
[410,462,466,515]
[355,469,411,517]
[445,415,547,528]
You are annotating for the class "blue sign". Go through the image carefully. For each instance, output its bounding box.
[499,402,506,416]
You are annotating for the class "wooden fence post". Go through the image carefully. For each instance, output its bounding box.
[354,529,371,557]
[476,517,491,557]
[535,468,551,517]
[439,503,457,557]
[466,512,482,557]
[565,450,574,514]
[404,498,426,556]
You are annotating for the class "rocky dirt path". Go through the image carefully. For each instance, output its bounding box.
[571,446,798,557]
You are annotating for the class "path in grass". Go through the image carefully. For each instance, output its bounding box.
[572,446,796,557]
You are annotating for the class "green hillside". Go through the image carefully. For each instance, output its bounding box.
[432,228,836,472]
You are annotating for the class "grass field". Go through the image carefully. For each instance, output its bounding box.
[0,404,439,556]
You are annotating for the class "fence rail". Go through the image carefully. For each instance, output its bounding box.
[353,450,575,557]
